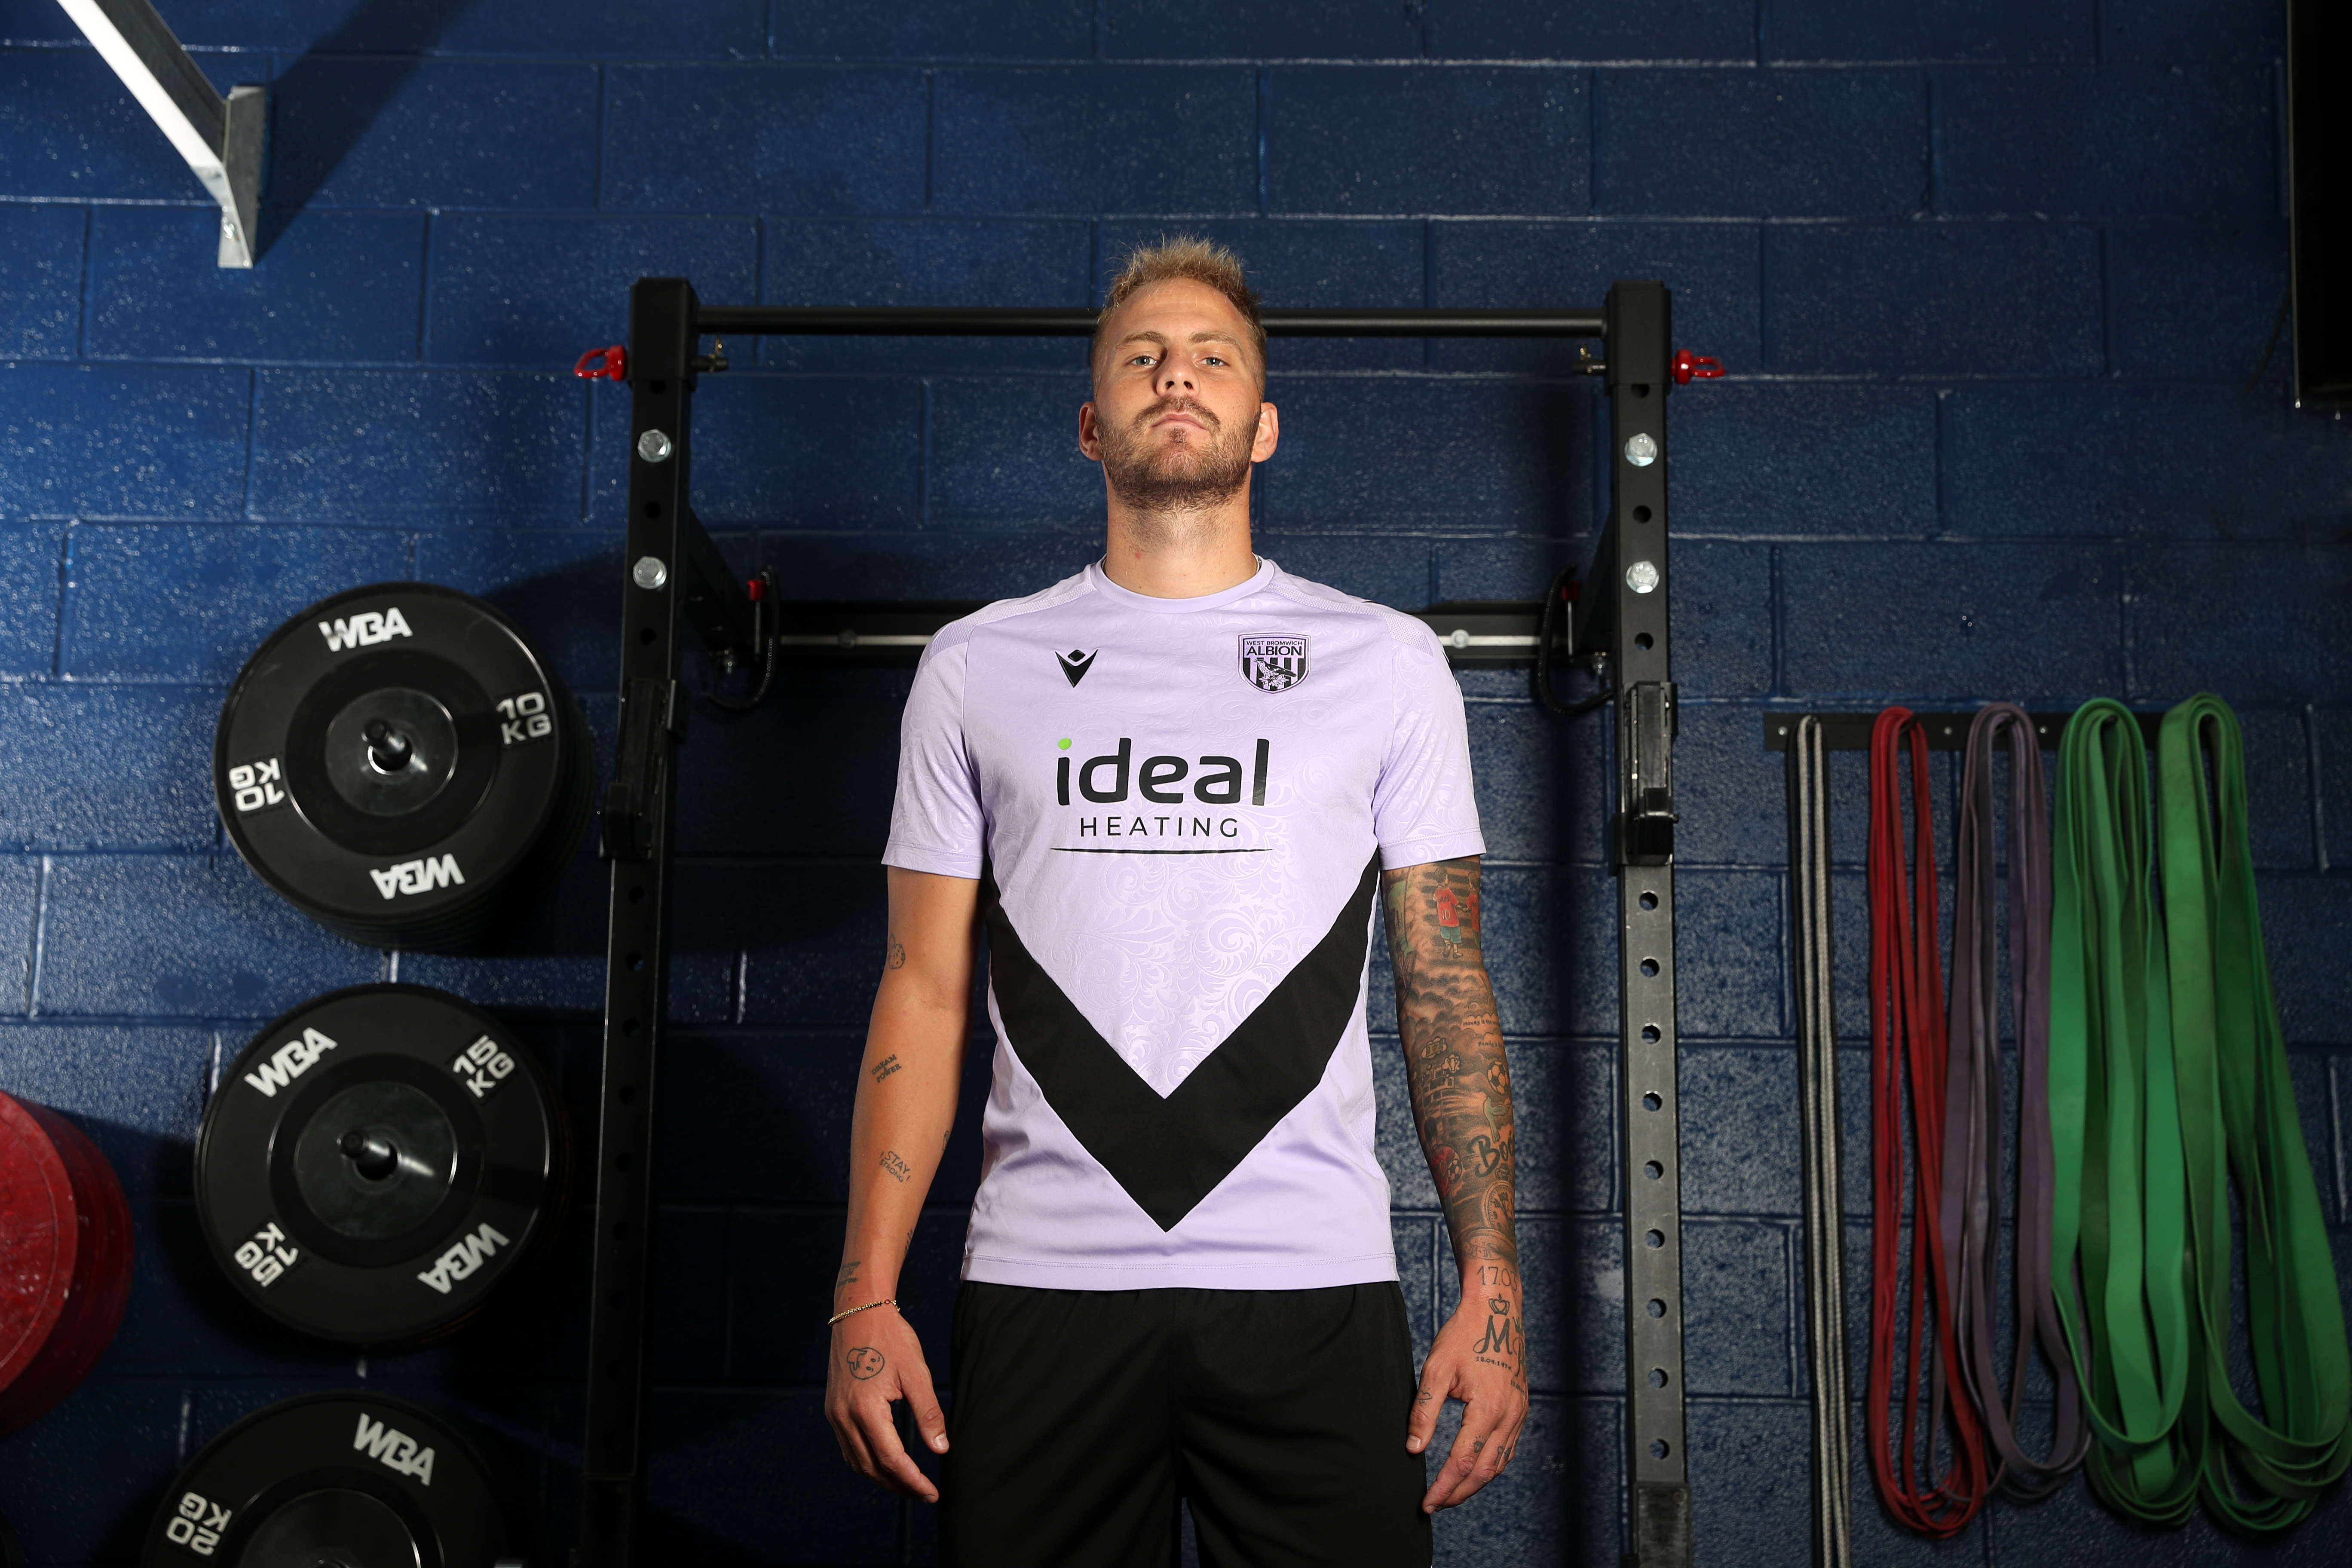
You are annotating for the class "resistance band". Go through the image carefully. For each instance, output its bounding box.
[2049,698,2200,1525]
[1867,707,1989,1537]
[1786,716,1854,1568]
[1942,703,2089,1498]
[2156,695,2352,1531]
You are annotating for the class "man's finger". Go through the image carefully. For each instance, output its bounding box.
[1427,1400,1514,1511]
[854,1391,938,1502]
[903,1357,951,1455]
[1405,1376,1446,1454]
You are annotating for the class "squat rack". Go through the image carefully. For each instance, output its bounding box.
[580,277,1706,1567]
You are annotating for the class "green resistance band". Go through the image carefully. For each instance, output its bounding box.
[2050,698,2200,1525]
[2157,694,2352,1532]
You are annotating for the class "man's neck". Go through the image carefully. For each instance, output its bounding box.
[1099,490,1259,600]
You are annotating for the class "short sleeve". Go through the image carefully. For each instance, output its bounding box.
[881,632,987,878]
[1371,626,1486,870]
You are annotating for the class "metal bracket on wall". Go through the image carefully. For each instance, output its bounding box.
[577,281,1694,1567]
[55,0,265,266]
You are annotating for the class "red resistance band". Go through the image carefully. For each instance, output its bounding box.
[1866,707,1990,1536]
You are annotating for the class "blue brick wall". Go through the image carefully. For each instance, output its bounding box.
[0,2,2346,1564]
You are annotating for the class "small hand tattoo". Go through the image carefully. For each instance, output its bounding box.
[845,1347,885,1380]
[870,1054,901,1084]
[879,1149,913,1183]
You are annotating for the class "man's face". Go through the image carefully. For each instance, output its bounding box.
[1080,279,1278,514]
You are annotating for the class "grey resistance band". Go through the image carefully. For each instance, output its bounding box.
[1942,703,2089,1498]
[1787,716,1855,1568]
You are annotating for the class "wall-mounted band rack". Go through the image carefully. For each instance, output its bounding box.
[1761,710,2168,752]
[581,279,1694,1568]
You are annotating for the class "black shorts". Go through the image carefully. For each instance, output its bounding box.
[940,1280,1432,1568]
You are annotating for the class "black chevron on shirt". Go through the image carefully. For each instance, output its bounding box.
[981,854,1380,1231]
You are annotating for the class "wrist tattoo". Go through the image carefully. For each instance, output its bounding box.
[879,1149,912,1183]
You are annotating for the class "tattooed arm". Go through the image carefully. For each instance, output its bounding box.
[825,867,978,1503]
[1385,855,1528,1513]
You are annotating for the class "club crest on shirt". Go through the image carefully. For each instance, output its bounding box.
[1237,633,1308,693]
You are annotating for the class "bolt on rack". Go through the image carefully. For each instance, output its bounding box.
[581,277,1703,1568]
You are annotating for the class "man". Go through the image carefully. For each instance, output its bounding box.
[823,237,1526,1566]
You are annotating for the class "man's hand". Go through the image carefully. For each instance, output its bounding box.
[1409,1269,1528,1512]
[823,1305,948,1501]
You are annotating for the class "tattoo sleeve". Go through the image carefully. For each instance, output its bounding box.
[1384,857,1520,1299]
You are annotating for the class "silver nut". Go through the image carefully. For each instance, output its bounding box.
[1623,432,1658,468]
[632,555,668,590]
[1626,560,1660,594]
[1449,628,1471,649]
[636,429,674,463]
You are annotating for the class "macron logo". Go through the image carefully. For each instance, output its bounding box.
[1057,649,1097,688]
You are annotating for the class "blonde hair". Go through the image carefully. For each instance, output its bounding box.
[1092,235,1265,382]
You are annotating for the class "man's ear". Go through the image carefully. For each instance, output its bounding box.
[1250,401,1280,463]
[1078,401,1103,462]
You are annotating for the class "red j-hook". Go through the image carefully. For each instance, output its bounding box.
[573,344,628,382]
[1670,349,1724,385]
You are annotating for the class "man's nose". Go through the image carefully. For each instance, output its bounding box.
[1159,363,1193,392]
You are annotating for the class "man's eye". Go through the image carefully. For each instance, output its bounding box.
[1128,353,1157,367]
[1202,355,1227,367]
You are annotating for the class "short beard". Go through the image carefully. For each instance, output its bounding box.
[1098,396,1254,532]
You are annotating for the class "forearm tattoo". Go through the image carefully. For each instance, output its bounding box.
[1384,858,1522,1355]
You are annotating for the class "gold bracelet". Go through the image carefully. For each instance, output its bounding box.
[827,1297,899,1327]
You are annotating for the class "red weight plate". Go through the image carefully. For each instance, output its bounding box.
[0,1093,75,1404]
[0,1104,132,1434]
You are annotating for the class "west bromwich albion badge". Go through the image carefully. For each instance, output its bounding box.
[1237,633,1308,693]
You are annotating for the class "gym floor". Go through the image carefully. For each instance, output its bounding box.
[1,1,2348,1564]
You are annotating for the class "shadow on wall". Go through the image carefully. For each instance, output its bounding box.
[258,0,481,255]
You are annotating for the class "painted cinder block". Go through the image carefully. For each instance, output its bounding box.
[1675,870,1787,1040]
[590,371,924,529]
[2125,542,2352,707]
[61,523,409,683]
[251,371,582,522]
[2107,220,2293,381]
[1942,383,2345,540]
[0,858,30,1015]
[0,520,61,675]
[1760,0,2098,62]
[86,208,426,366]
[0,684,219,852]
[1669,383,1939,538]
[927,373,1103,527]
[1102,0,1424,60]
[34,854,379,1018]
[2236,707,2317,873]
[1938,65,2277,220]
[0,1023,205,1193]
[1432,533,1601,609]
[1264,376,1589,532]
[0,363,250,520]
[0,45,236,202]
[1671,701,1791,868]
[1782,540,2125,702]
[758,217,1092,372]
[427,215,758,370]
[0,202,83,360]
[1427,218,1764,377]
[270,59,598,211]
[1683,1399,1815,1568]
[408,528,625,696]
[2254,875,2352,1046]
[1474,864,1610,1040]
[1463,695,1610,867]
[1679,1218,1795,1396]
[603,64,927,216]
[1763,223,2103,377]
[752,527,1102,600]
[644,1388,909,1559]
[935,65,1258,216]
[2320,708,2352,873]
[1433,0,1752,61]
[1248,534,1431,609]
[773,0,1090,60]
[1267,67,1590,217]
[0,1375,189,1562]
[2103,0,2285,64]
[1677,1045,1800,1216]
[1597,68,1928,218]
